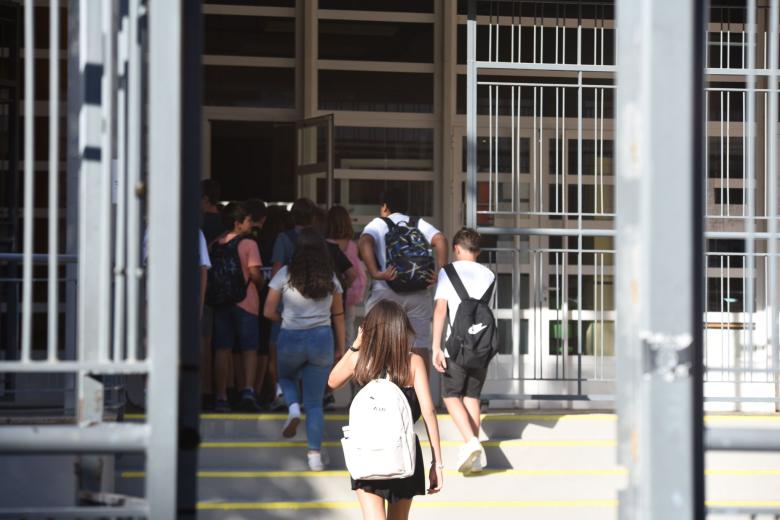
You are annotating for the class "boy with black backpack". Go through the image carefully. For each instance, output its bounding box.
[359,188,448,373]
[432,228,497,474]
[208,202,265,413]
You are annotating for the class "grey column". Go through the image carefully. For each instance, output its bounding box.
[615,1,706,519]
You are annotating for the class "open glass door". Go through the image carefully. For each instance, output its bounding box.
[296,114,334,206]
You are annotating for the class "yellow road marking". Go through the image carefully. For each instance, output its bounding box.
[706,500,780,507]
[196,499,619,510]
[199,439,618,449]
[125,412,780,423]
[121,468,780,479]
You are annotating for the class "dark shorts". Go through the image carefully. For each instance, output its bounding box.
[201,305,214,339]
[441,360,487,399]
[213,305,260,352]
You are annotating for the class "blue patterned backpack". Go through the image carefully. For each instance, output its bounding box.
[382,217,434,293]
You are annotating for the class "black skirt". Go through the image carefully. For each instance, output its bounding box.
[350,435,426,503]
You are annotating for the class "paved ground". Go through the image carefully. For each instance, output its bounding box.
[117,411,780,519]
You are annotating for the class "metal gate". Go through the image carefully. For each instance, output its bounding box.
[465,0,617,401]
[0,1,201,517]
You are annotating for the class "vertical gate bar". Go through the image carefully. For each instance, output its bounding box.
[540,87,544,212]
[516,86,521,213]
[146,0,201,515]
[768,0,779,410]
[466,0,477,229]
[64,0,80,412]
[727,91,731,213]
[489,85,493,212]
[113,2,129,362]
[126,0,142,361]
[577,72,583,395]
[21,0,34,362]
[77,0,104,364]
[100,0,115,362]
[555,87,559,214]
[495,86,500,210]
[47,0,60,362]
[600,88,605,214]
[746,0,757,384]
[593,88,599,214]
[512,85,516,214]
[533,86,537,212]
[720,91,724,217]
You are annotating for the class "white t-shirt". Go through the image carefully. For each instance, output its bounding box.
[268,266,343,330]
[198,230,211,269]
[361,213,441,291]
[434,261,496,353]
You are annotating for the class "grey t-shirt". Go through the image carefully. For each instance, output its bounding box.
[269,266,342,330]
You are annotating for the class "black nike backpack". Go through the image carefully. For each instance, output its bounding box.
[443,263,498,369]
[382,217,435,293]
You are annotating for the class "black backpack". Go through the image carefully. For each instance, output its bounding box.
[443,263,498,369]
[382,217,435,293]
[206,236,249,306]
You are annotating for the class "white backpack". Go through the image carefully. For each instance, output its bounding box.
[340,376,416,480]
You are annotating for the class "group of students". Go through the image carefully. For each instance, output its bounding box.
[199,181,498,520]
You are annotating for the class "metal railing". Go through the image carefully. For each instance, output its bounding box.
[0,1,202,518]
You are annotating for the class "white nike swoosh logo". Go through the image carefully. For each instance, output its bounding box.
[468,324,487,335]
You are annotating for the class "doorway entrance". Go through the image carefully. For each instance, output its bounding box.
[210,120,296,203]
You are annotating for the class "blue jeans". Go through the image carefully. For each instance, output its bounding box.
[276,326,334,450]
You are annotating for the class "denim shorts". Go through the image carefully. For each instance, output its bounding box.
[213,305,260,351]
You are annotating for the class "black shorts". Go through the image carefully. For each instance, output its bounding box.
[441,360,487,399]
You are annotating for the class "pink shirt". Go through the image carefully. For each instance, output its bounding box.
[217,232,263,315]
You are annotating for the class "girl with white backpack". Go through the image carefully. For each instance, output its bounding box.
[329,300,443,520]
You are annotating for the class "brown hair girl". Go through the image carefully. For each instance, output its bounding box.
[353,300,412,387]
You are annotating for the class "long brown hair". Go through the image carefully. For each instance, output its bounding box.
[288,228,335,299]
[354,300,413,387]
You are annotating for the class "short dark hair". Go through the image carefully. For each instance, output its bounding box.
[201,179,221,205]
[453,227,481,253]
[290,198,315,226]
[245,198,268,222]
[379,186,408,215]
[221,201,250,230]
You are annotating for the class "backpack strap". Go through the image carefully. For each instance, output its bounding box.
[408,216,419,228]
[480,277,496,304]
[443,263,470,303]
[381,217,396,230]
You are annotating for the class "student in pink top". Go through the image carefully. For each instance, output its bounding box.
[326,205,366,348]
[212,202,265,413]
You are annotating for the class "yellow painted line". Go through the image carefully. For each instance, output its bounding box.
[705,415,780,424]
[125,412,780,423]
[199,439,618,449]
[706,469,780,476]
[122,468,629,479]
[196,499,618,511]
[706,500,780,507]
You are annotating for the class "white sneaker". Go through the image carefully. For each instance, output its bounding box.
[471,447,486,473]
[282,406,301,438]
[308,451,324,471]
[457,437,483,473]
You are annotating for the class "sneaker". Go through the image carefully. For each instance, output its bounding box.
[323,393,336,410]
[240,388,261,412]
[268,395,287,412]
[457,437,483,474]
[282,412,301,438]
[471,451,485,473]
[213,398,231,413]
[307,451,324,471]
